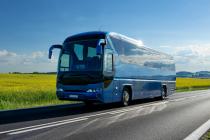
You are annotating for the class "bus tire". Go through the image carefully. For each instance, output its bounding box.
[160,86,167,100]
[84,101,93,106]
[121,88,131,106]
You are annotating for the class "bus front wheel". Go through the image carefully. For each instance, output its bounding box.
[122,88,131,106]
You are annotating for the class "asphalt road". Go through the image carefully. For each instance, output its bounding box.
[1,90,210,140]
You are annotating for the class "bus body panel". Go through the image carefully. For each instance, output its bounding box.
[107,32,176,102]
[54,31,176,103]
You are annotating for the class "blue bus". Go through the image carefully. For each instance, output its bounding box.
[49,31,176,106]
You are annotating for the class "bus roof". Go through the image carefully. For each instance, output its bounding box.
[64,31,108,43]
[64,31,144,46]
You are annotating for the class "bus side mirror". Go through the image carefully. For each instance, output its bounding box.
[96,39,106,55]
[48,44,62,59]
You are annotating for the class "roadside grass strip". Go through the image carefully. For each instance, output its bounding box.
[184,119,210,140]
[201,129,210,140]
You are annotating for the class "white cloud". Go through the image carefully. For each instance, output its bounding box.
[157,43,210,72]
[0,50,58,73]
[32,51,45,59]
[0,49,17,57]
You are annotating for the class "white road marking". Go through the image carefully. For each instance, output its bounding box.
[9,118,88,135]
[169,93,210,103]
[0,101,167,135]
[108,101,167,115]
[170,98,187,102]
[1,92,209,136]
[184,119,210,140]
[191,95,198,98]
[0,117,88,135]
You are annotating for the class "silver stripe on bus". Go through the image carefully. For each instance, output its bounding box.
[114,78,176,83]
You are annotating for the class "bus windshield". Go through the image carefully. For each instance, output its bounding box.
[59,39,103,72]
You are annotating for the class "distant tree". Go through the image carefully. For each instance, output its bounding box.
[12,72,21,74]
[32,72,39,74]
[47,72,56,74]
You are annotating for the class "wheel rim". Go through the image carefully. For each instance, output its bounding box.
[123,90,129,105]
[162,88,166,99]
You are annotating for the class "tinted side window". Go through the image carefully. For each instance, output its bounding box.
[110,37,144,56]
[110,37,124,55]
[122,41,144,56]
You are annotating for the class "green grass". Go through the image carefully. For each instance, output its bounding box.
[201,129,210,140]
[1,74,210,110]
[0,74,71,110]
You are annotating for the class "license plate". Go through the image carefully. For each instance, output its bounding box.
[69,95,78,98]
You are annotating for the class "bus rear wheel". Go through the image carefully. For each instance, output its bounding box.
[122,88,131,106]
[160,86,167,100]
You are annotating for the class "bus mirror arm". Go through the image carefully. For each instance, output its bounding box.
[96,39,106,55]
[48,45,62,59]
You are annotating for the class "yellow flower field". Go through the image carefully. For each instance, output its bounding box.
[176,78,210,90]
[0,74,210,110]
[0,74,69,110]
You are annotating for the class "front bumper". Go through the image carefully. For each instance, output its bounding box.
[56,91,103,102]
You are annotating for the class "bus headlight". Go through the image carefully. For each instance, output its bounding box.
[57,88,64,92]
[86,89,93,93]
[86,88,102,93]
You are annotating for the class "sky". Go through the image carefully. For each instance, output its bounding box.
[0,0,210,73]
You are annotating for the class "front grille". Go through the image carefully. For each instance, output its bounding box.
[64,89,85,92]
